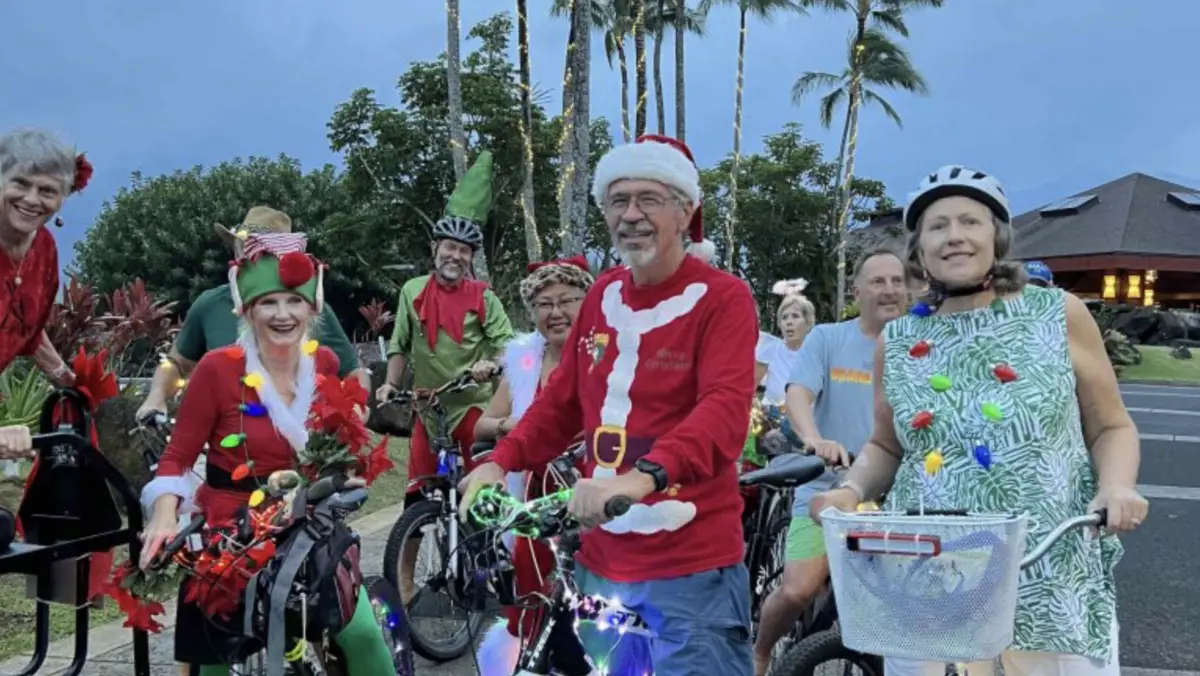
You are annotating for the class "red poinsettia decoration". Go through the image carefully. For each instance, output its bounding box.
[104,564,168,633]
[303,374,392,484]
[71,153,93,194]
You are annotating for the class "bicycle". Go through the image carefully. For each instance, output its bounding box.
[771,509,1112,676]
[149,472,415,676]
[466,474,645,675]
[379,367,502,661]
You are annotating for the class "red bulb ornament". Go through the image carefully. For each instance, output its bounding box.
[909,340,933,358]
[911,410,934,430]
[993,363,1018,383]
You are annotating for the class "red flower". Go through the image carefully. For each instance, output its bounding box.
[359,436,395,485]
[278,252,315,288]
[72,153,93,193]
[71,348,119,410]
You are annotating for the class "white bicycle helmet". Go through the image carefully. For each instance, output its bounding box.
[903,165,1011,232]
[431,215,484,249]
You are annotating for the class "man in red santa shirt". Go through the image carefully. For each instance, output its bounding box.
[460,134,757,675]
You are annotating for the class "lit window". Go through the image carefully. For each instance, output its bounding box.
[1127,274,1142,300]
[1144,289,1155,307]
[1146,269,1158,283]
[1102,275,1117,299]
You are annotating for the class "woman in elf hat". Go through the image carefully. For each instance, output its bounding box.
[138,233,393,675]
[472,255,594,674]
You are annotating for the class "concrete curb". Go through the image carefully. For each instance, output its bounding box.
[0,503,403,673]
[1121,378,1200,387]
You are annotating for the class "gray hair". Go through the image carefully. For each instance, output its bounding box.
[0,128,76,192]
[905,213,1027,306]
[777,293,816,327]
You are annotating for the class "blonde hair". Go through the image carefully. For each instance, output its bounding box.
[906,213,1027,307]
[777,294,815,327]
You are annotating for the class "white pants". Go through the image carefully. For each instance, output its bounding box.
[885,623,1119,676]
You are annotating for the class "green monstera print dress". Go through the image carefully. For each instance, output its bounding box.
[881,284,1120,661]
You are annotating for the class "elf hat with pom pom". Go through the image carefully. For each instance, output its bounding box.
[591,134,715,263]
[228,231,326,315]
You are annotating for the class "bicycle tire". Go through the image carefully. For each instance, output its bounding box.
[752,514,791,619]
[768,627,884,676]
[365,574,418,676]
[381,499,483,661]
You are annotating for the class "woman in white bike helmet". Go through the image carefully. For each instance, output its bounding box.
[810,165,1147,676]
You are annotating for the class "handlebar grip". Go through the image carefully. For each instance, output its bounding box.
[604,495,633,518]
[154,513,205,566]
[306,474,347,503]
[1093,507,1108,528]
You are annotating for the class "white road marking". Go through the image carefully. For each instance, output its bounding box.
[1127,407,1200,417]
[1138,484,1200,501]
[1139,433,1200,443]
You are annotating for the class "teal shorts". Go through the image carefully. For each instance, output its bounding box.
[784,516,826,562]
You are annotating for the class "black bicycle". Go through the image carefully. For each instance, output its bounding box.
[379,367,501,661]
[150,472,415,676]
[466,471,641,675]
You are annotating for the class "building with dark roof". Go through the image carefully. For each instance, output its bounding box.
[853,172,1200,308]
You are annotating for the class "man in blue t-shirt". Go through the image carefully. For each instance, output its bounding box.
[752,248,908,675]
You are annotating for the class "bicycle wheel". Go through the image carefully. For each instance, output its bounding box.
[365,574,418,676]
[769,628,884,676]
[751,514,791,625]
[381,499,483,661]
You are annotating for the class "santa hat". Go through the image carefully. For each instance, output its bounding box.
[591,134,716,263]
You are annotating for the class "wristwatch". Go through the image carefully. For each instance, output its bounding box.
[634,458,669,492]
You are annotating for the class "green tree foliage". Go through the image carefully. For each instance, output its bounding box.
[700,123,893,324]
[71,156,356,318]
[326,13,616,317]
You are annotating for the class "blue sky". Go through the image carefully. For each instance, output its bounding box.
[3,0,1197,268]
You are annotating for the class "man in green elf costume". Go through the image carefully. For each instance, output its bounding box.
[136,206,366,421]
[375,151,513,598]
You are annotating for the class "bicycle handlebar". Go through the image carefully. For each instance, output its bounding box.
[150,512,206,568]
[382,365,505,405]
[469,486,632,540]
[1019,509,1106,569]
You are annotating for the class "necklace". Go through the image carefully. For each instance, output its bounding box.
[3,252,27,287]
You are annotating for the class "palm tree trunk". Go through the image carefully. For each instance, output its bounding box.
[517,0,540,262]
[633,0,648,137]
[674,1,686,142]
[618,40,632,142]
[833,29,867,317]
[725,8,748,271]
[447,0,488,279]
[653,0,666,134]
[560,0,592,255]
[446,0,467,181]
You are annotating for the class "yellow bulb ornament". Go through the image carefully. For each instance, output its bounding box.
[243,372,264,389]
[302,340,319,356]
[924,449,944,476]
[235,229,249,240]
[249,489,265,508]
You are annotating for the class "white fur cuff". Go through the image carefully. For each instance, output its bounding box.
[141,475,199,518]
[592,141,701,206]
[687,238,717,263]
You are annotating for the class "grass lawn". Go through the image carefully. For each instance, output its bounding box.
[0,436,410,662]
[1120,345,1200,384]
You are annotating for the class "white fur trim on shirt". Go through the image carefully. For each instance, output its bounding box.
[141,474,200,517]
[687,237,716,263]
[239,332,315,453]
[591,140,701,206]
[503,332,546,420]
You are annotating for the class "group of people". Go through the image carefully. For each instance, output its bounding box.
[0,122,1150,676]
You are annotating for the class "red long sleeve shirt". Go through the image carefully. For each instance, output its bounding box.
[156,346,340,525]
[490,255,758,582]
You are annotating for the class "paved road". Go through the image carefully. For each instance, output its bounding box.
[20,383,1198,675]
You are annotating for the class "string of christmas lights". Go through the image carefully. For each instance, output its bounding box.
[632,1,648,136]
[516,0,541,261]
[446,0,467,177]
[832,41,867,314]
[555,10,579,246]
[726,14,749,270]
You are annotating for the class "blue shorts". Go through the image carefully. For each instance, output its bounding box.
[575,563,753,676]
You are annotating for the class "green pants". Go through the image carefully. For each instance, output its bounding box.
[784,516,827,562]
[198,588,393,676]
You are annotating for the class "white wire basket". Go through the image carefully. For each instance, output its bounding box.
[821,508,1029,663]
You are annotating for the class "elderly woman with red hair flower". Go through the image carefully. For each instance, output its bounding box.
[472,255,594,675]
[0,128,92,459]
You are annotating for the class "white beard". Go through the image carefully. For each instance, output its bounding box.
[618,245,658,268]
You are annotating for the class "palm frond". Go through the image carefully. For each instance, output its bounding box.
[870,8,907,36]
[818,88,847,128]
[862,88,904,127]
[791,71,844,101]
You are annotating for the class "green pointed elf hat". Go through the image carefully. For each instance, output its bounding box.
[445,151,494,223]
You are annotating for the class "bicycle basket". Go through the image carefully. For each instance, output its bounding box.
[821,508,1028,662]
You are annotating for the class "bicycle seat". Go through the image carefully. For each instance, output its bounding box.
[740,453,826,488]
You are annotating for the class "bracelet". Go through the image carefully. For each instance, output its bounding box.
[49,363,69,379]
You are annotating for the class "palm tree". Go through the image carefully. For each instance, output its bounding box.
[599,0,635,142]
[654,1,706,139]
[701,0,807,270]
[632,0,649,136]
[561,0,594,254]
[796,0,941,315]
[516,0,540,262]
[446,0,491,278]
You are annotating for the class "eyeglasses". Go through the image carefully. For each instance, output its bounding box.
[603,193,680,216]
[533,297,584,313]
